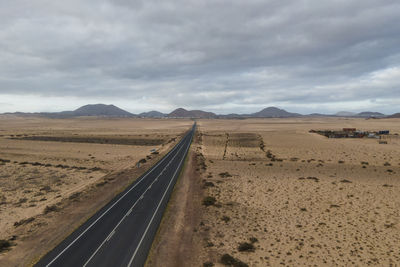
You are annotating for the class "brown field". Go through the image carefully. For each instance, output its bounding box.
[186,118,400,266]
[0,115,192,265]
[2,116,400,267]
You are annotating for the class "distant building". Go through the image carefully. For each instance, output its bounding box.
[343,128,356,132]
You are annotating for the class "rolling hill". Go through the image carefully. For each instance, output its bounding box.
[139,111,166,118]
[168,108,217,118]
[249,107,302,118]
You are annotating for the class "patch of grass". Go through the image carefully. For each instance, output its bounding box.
[96,181,108,187]
[249,237,258,243]
[14,217,35,227]
[69,192,81,200]
[384,223,395,228]
[219,172,232,178]
[34,192,44,197]
[202,196,216,206]
[40,185,52,192]
[204,181,215,187]
[43,204,59,214]
[238,242,255,252]
[306,176,319,182]
[220,254,248,267]
[17,198,28,204]
[221,215,230,223]
[0,240,12,252]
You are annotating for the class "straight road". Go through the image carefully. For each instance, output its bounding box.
[35,123,196,267]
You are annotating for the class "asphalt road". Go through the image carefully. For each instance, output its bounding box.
[35,123,196,267]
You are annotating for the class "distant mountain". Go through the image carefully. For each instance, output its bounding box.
[70,104,134,117]
[335,111,356,117]
[168,108,217,118]
[219,113,244,119]
[388,113,400,118]
[249,107,302,118]
[3,104,392,119]
[355,111,385,118]
[306,113,335,117]
[138,110,166,118]
[3,104,135,118]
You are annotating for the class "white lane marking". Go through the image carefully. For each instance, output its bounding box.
[127,131,193,267]
[126,208,133,216]
[44,134,188,267]
[106,231,115,242]
[82,135,189,266]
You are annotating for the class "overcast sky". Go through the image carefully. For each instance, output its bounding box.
[1,0,399,114]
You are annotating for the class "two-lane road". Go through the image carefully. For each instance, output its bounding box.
[36,123,196,267]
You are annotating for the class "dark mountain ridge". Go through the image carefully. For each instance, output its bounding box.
[3,104,135,118]
[139,110,166,118]
[2,104,395,119]
[168,108,217,118]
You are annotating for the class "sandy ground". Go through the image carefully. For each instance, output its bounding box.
[186,118,400,266]
[0,116,192,265]
[146,138,204,267]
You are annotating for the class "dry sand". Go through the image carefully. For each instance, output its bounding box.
[0,116,192,265]
[192,118,400,266]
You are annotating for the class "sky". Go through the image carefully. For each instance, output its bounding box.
[1,0,400,115]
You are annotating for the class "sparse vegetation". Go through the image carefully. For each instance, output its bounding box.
[69,192,81,200]
[0,239,12,252]
[249,237,258,243]
[238,242,255,252]
[43,204,59,214]
[220,254,248,267]
[219,172,232,178]
[14,217,35,227]
[202,196,216,206]
[204,181,215,187]
[221,215,230,223]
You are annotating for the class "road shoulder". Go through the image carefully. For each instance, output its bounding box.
[145,139,204,267]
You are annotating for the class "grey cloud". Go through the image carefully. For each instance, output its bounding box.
[0,0,400,114]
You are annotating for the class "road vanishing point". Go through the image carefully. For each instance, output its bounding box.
[35,123,196,267]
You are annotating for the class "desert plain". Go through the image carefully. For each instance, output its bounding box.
[0,115,192,265]
[182,117,400,267]
[1,116,400,267]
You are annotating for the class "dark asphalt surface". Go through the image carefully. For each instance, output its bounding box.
[35,123,195,267]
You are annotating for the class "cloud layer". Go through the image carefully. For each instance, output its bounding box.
[1,0,400,114]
